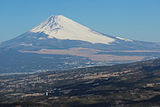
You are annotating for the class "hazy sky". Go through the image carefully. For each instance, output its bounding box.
[0,0,160,42]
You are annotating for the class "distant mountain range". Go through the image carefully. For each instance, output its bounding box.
[0,15,160,73]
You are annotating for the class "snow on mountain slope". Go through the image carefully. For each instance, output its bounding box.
[116,36,133,42]
[30,15,115,45]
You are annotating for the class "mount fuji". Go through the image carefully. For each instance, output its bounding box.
[31,15,115,44]
[0,15,160,73]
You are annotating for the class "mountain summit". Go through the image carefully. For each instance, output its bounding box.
[30,15,115,45]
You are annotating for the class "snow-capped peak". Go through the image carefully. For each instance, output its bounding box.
[30,15,115,45]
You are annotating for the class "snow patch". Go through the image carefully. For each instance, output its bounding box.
[20,43,33,46]
[116,36,133,42]
[38,37,46,40]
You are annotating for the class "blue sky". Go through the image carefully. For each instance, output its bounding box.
[0,0,160,42]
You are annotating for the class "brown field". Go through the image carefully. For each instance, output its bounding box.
[21,48,146,62]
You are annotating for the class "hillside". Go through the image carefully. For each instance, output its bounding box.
[1,59,160,107]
